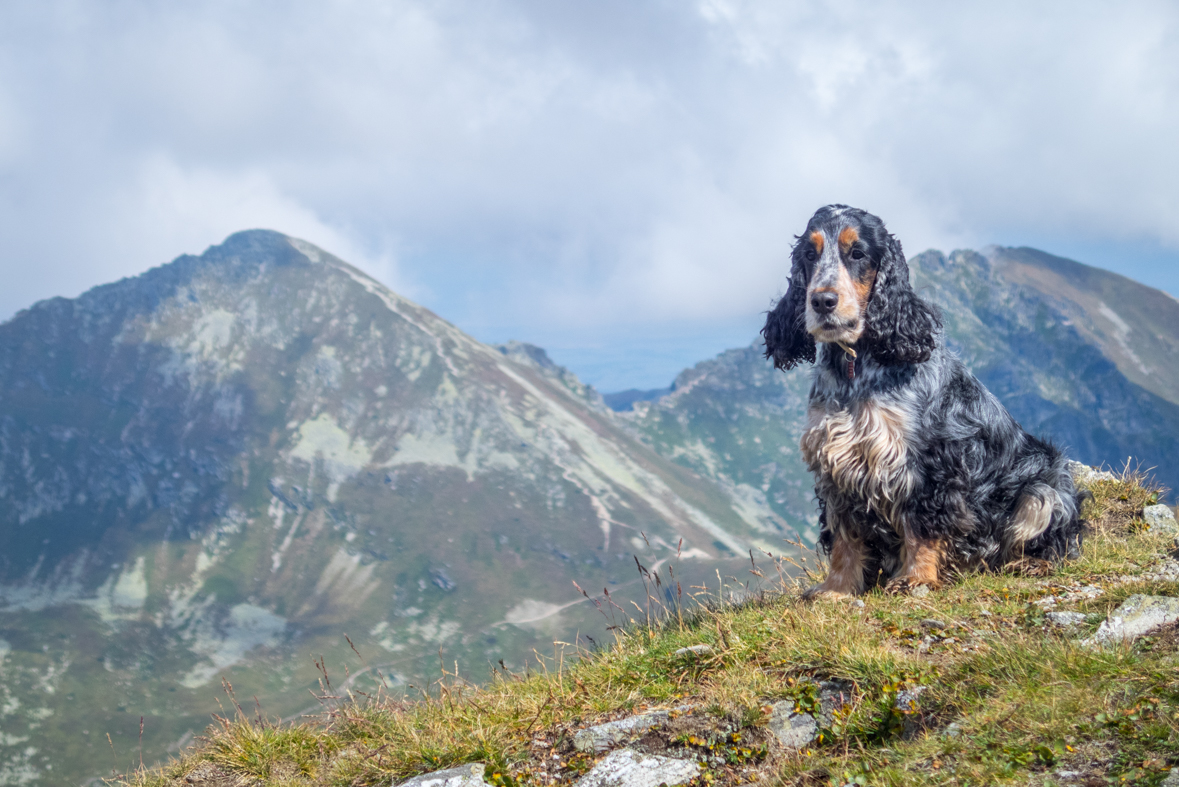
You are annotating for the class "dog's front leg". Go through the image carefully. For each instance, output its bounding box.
[803,531,868,600]
[885,530,946,594]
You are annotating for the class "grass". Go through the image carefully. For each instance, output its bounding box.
[116,468,1179,787]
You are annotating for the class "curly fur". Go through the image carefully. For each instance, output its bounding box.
[762,205,1086,596]
[862,232,940,365]
[761,257,815,370]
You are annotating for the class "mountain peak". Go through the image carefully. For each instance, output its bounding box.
[0,231,780,782]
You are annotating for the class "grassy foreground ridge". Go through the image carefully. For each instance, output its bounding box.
[120,469,1179,787]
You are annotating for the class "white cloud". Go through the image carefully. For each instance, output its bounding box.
[110,154,405,294]
[0,0,1176,388]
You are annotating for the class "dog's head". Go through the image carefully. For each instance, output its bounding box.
[761,204,940,370]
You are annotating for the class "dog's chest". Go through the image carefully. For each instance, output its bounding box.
[800,399,912,521]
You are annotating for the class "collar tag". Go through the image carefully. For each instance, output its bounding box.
[837,342,857,381]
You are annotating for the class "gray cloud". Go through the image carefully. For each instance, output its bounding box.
[1,0,1176,390]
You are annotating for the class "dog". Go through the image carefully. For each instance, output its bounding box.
[761,205,1085,598]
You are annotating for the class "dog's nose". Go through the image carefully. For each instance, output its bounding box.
[811,291,839,315]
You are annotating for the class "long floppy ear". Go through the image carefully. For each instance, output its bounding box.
[761,252,815,370]
[863,232,940,365]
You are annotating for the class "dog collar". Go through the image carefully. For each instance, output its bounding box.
[836,342,857,380]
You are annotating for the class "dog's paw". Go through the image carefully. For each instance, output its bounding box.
[884,576,937,596]
[801,584,854,602]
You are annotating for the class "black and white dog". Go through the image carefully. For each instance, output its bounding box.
[762,205,1085,598]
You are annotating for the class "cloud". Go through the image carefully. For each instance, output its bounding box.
[0,0,1176,388]
[113,155,405,294]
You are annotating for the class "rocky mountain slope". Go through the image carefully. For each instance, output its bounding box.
[0,231,785,786]
[619,247,1179,540]
[985,245,1179,409]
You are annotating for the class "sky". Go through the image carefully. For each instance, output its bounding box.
[1,1,1177,392]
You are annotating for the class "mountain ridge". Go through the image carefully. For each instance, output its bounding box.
[985,245,1179,408]
[0,230,786,786]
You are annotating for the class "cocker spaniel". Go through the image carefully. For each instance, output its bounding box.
[762,205,1085,598]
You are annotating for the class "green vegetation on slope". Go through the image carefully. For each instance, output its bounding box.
[119,469,1179,786]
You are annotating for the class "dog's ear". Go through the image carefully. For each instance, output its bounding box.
[762,249,815,370]
[863,232,940,365]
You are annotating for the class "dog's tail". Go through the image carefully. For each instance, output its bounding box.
[1015,460,1088,562]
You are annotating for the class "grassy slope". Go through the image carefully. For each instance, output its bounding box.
[121,472,1179,787]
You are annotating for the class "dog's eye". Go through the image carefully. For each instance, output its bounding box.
[850,249,865,260]
[805,250,817,261]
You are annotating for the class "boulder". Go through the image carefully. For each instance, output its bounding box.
[1045,611,1089,631]
[1068,461,1117,486]
[1144,505,1178,535]
[395,764,488,787]
[573,707,690,754]
[766,703,819,749]
[766,681,850,749]
[1080,595,1179,648]
[573,749,699,787]
[673,644,715,658]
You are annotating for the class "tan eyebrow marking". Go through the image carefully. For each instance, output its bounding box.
[839,226,859,252]
[810,231,824,254]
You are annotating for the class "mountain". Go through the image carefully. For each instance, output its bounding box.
[618,247,1179,539]
[602,388,673,412]
[984,246,1179,409]
[913,247,1179,481]
[0,231,787,785]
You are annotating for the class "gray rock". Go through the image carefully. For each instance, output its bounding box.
[766,681,851,749]
[1068,461,1117,486]
[672,644,714,658]
[1080,594,1179,648]
[1140,557,1179,583]
[910,585,931,598]
[893,686,928,738]
[920,618,946,630]
[573,707,690,753]
[941,722,963,738]
[573,749,699,787]
[1162,767,1179,787]
[395,764,488,787]
[766,703,819,749]
[851,599,865,608]
[1045,611,1089,631]
[1144,505,1179,534]
[1054,770,1083,781]
[894,686,927,714]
